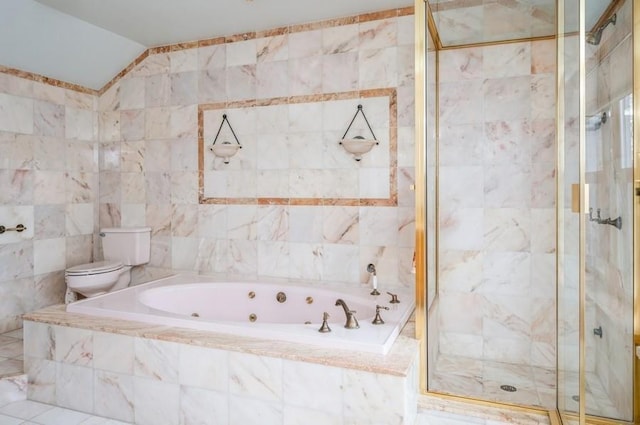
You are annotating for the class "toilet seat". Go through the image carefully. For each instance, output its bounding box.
[66,260,123,276]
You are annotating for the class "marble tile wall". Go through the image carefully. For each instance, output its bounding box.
[436,39,557,369]
[584,0,634,420]
[201,94,393,202]
[97,12,416,289]
[23,320,419,425]
[0,73,98,332]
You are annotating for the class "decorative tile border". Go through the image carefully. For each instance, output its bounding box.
[0,6,413,96]
[197,88,398,206]
[0,65,97,95]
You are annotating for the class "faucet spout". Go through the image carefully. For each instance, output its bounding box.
[335,298,350,315]
[335,299,360,329]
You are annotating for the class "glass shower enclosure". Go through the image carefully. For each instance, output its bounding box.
[416,0,638,423]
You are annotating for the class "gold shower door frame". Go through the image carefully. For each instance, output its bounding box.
[633,1,640,424]
[413,0,558,418]
[414,0,640,423]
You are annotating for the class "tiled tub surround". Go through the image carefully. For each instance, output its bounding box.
[23,307,419,425]
[431,38,557,407]
[97,11,416,290]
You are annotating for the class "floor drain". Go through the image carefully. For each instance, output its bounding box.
[500,384,517,392]
[572,395,580,402]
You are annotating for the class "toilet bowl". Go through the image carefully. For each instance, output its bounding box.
[65,226,151,300]
[65,260,132,298]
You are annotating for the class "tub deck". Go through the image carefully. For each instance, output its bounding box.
[23,304,418,376]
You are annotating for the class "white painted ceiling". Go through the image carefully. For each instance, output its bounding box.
[0,0,613,91]
[0,0,412,90]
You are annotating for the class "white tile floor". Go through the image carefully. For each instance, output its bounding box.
[0,400,522,425]
[0,400,130,425]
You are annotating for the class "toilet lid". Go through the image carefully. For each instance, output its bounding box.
[66,260,123,276]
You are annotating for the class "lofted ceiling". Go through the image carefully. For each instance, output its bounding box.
[0,1,616,91]
[0,0,412,91]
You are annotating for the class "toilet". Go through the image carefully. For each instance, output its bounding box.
[65,227,151,299]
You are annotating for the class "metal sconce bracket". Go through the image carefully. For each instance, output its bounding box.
[340,104,378,142]
[210,114,242,164]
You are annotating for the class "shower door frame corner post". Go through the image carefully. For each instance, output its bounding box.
[414,0,428,395]
[633,0,640,423]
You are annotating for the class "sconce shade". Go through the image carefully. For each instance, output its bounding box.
[340,136,377,161]
[210,142,241,164]
[210,114,242,164]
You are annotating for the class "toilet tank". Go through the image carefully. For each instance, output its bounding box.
[100,227,151,266]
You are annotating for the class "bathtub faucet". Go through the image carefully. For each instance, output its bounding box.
[335,299,359,329]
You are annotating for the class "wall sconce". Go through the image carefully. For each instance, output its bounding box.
[210,114,242,164]
[339,104,378,161]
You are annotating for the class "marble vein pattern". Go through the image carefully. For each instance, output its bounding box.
[431,38,557,408]
[22,307,419,424]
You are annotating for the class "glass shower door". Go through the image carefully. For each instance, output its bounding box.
[557,1,582,422]
[558,0,636,423]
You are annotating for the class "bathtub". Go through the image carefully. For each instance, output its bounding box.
[66,274,415,354]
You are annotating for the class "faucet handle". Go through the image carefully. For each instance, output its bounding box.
[318,312,331,333]
[387,292,400,303]
[372,305,390,325]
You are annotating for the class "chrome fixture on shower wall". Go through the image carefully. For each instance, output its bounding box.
[586,13,617,45]
[210,114,242,164]
[588,208,622,230]
[586,111,608,131]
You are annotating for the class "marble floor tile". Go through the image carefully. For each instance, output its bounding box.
[0,331,21,341]
[431,354,553,408]
[0,330,22,379]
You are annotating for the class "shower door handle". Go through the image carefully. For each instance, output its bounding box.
[571,184,589,213]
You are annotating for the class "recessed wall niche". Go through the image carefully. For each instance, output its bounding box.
[198,88,397,206]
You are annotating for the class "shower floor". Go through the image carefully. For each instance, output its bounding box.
[561,370,627,420]
[0,328,23,378]
[430,354,556,408]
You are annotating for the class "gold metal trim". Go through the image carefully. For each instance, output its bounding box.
[555,0,566,421]
[436,34,557,51]
[562,412,636,425]
[414,0,428,394]
[579,1,587,424]
[586,416,635,425]
[425,1,443,51]
[424,390,553,415]
[633,1,640,423]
